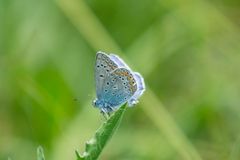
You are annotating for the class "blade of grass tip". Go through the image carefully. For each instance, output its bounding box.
[37,146,45,160]
[79,104,127,160]
[55,0,202,159]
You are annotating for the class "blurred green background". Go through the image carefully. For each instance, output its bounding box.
[1,0,240,159]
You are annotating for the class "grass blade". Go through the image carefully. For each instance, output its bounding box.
[37,146,45,160]
[77,104,127,160]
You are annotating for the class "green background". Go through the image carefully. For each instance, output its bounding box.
[1,0,240,159]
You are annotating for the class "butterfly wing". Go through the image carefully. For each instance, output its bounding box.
[101,68,137,109]
[95,51,118,99]
[109,54,130,69]
[128,72,145,106]
[109,54,145,106]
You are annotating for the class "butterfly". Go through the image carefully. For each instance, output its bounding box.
[93,51,145,115]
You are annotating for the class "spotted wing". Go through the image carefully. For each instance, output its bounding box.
[101,68,137,109]
[128,72,145,106]
[95,51,118,99]
[109,54,145,106]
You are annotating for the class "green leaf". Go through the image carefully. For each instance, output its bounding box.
[75,150,84,160]
[77,104,127,160]
[37,146,45,160]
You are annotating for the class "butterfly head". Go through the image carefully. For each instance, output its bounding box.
[93,99,99,108]
[93,98,105,108]
[93,99,114,113]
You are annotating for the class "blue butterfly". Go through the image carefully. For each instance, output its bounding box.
[93,51,145,114]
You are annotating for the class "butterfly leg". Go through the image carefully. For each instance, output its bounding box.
[100,109,108,120]
[100,106,114,118]
[102,112,109,120]
[101,107,113,119]
[107,107,113,117]
[107,106,115,116]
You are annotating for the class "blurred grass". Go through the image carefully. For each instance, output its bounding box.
[1,0,240,160]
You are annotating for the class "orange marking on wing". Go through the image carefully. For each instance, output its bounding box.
[102,56,117,70]
[107,61,116,69]
[114,70,137,93]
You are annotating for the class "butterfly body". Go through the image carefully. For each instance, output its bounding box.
[93,51,145,114]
